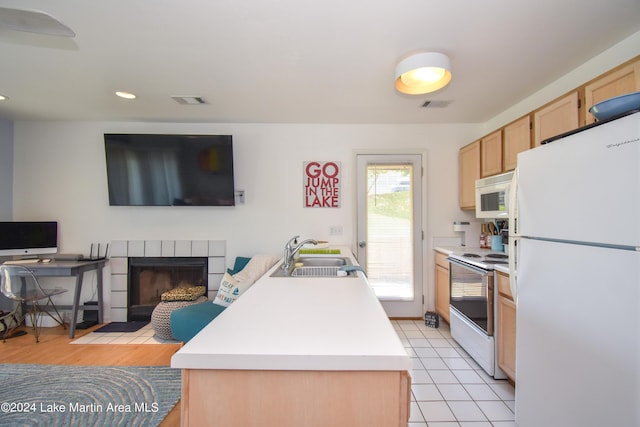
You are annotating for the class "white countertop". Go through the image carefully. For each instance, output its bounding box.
[434,245,498,256]
[171,247,411,371]
[493,264,510,275]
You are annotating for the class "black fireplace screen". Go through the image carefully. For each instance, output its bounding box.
[128,257,208,321]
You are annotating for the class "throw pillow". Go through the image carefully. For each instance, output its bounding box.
[212,272,254,307]
[161,285,206,302]
[227,256,252,275]
[233,254,280,283]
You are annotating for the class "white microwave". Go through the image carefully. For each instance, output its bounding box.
[475,171,514,218]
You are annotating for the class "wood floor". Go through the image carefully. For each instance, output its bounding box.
[1,323,182,426]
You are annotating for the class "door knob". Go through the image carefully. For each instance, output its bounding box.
[358,241,366,248]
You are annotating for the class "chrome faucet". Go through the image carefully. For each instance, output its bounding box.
[282,235,318,272]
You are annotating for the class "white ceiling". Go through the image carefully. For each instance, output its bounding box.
[0,0,639,124]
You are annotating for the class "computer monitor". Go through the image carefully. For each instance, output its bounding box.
[0,221,58,257]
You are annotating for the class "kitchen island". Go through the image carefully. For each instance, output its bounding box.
[171,247,411,426]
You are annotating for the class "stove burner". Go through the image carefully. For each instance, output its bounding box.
[486,253,508,259]
[462,253,482,258]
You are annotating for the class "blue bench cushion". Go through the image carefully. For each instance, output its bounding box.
[170,301,227,342]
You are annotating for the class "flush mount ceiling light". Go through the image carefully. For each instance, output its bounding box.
[395,52,452,95]
[0,95,8,101]
[115,91,136,100]
[0,7,76,37]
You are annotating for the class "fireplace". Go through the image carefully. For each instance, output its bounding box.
[109,240,226,323]
[128,257,208,321]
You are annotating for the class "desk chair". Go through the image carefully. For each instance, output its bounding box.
[0,264,67,343]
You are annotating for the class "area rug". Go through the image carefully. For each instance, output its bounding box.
[94,321,149,333]
[0,364,180,426]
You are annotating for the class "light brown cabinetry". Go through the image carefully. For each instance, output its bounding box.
[496,271,516,382]
[503,115,532,171]
[481,130,503,177]
[584,58,640,124]
[533,91,579,147]
[434,251,450,324]
[458,57,639,207]
[181,369,410,426]
[459,140,480,210]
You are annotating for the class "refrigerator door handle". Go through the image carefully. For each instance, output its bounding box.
[508,168,518,237]
[508,169,519,301]
[508,236,518,301]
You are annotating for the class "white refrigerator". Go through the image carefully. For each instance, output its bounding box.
[509,111,640,427]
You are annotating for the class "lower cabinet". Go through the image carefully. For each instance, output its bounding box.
[434,251,450,324]
[496,271,516,382]
[181,369,411,426]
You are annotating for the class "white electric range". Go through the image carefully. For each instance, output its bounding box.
[446,249,509,379]
[448,250,509,269]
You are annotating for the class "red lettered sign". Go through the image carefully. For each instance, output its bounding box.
[304,161,341,208]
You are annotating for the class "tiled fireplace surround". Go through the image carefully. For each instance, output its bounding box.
[109,240,226,322]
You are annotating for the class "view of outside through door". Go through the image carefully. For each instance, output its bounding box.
[365,164,414,300]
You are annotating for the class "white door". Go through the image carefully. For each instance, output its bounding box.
[356,154,423,317]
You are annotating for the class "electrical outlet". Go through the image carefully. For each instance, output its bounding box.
[329,226,343,236]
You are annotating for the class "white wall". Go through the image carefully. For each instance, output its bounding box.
[0,119,13,220]
[483,30,640,134]
[12,121,480,315]
[0,119,13,311]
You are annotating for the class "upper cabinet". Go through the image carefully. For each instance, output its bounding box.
[533,91,579,147]
[583,58,640,125]
[458,56,639,209]
[480,130,503,177]
[503,115,532,171]
[459,140,480,210]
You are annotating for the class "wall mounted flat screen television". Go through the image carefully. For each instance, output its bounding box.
[0,221,58,256]
[104,134,235,206]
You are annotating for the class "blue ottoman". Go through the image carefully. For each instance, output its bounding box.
[170,301,227,342]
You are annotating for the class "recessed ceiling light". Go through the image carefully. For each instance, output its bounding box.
[0,95,8,101]
[115,91,136,100]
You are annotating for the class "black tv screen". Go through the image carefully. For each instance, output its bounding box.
[104,134,235,206]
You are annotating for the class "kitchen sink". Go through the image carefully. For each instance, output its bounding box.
[270,257,357,278]
[296,257,349,267]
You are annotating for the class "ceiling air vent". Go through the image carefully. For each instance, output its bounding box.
[420,100,452,108]
[172,96,207,105]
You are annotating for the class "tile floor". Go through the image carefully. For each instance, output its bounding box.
[71,323,179,345]
[392,319,516,427]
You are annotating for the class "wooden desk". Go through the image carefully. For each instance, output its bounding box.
[24,259,107,338]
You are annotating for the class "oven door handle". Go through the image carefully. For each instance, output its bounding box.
[446,257,491,275]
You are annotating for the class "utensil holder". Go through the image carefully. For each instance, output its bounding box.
[490,235,504,252]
